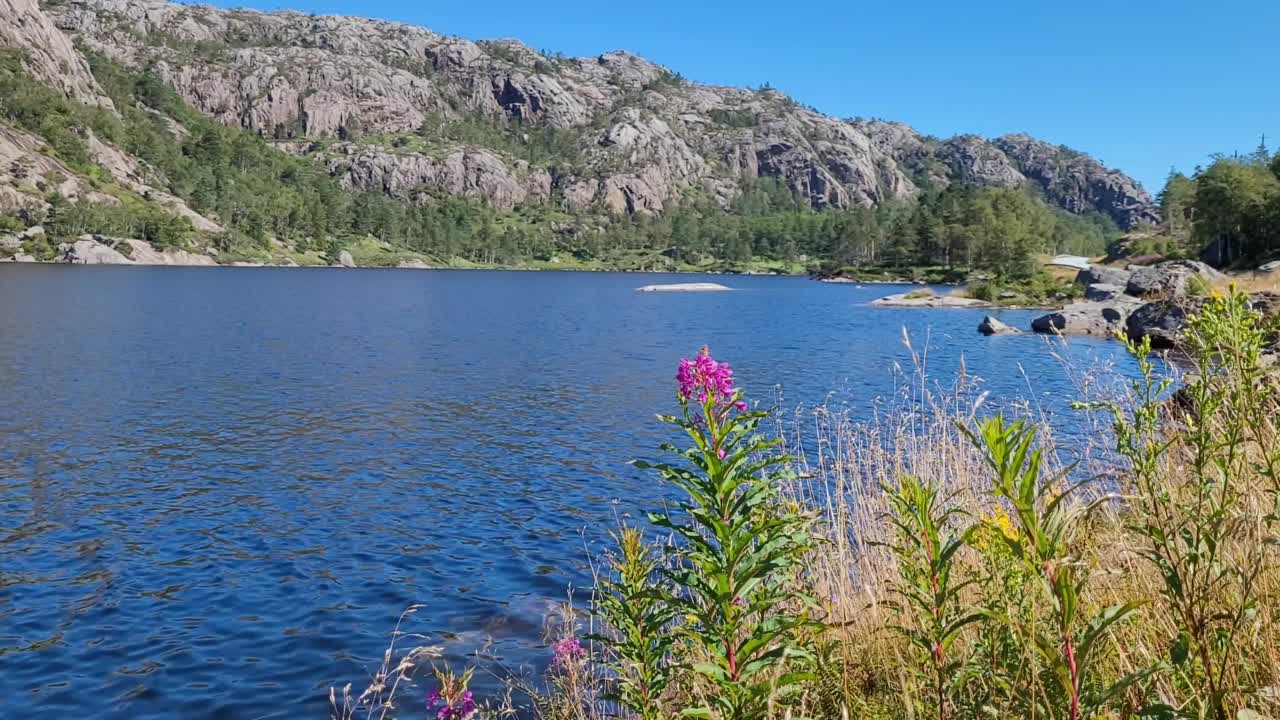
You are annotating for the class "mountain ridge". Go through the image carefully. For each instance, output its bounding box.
[1,0,1158,249]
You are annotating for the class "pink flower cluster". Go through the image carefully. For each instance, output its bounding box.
[426,688,476,720]
[552,636,585,666]
[676,347,746,411]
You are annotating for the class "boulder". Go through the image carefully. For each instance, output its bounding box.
[1031,299,1140,337]
[1085,283,1124,301]
[397,258,431,269]
[1125,260,1222,299]
[1127,292,1280,348]
[14,252,36,262]
[1259,260,1280,273]
[1076,265,1132,288]
[978,316,1021,335]
[17,225,44,241]
[338,250,356,268]
[1124,300,1204,349]
[0,233,19,251]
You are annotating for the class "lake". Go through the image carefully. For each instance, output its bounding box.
[0,266,1137,718]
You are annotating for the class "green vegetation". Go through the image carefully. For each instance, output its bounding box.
[1152,142,1280,265]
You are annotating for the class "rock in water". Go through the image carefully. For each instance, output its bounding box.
[1125,260,1222,299]
[338,250,356,268]
[635,283,731,292]
[1031,299,1140,337]
[978,316,1021,335]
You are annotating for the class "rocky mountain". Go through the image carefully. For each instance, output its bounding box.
[1,0,1157,235]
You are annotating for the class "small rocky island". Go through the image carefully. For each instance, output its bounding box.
[636,283,733,292]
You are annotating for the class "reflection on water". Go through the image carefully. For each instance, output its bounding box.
[0,266,1137,718]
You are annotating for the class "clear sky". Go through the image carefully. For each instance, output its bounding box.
[203,0,1277,196]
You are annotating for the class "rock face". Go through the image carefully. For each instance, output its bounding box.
[1125,260,1223,299]
[0,0,112,108]
[978,316,1021,335]
[32,0,1157,225]
[320,143,551,210]
[993,135,1160,228]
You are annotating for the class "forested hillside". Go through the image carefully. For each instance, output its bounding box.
[1,0,1157,271]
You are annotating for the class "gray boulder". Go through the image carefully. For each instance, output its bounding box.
[337,250,356,268]
[1127,292,1280,348]
[1085,283,1124,301]
[1076,265,1132,288]
[1125,300,1204,349]
[978,316,1021,335]
[1126,260,1222,299]
[1031,299,1140,337]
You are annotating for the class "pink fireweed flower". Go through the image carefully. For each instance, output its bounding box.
[676,346,743,410]
[428,687,476,720]
[552,636,585,666]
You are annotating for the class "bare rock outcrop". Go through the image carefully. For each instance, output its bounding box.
[42,0,1154,223]
[321,143,551,210]
[0,0,112,108]
[994,134,1159,228]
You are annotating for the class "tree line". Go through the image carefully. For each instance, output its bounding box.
[1157,140,1280,266]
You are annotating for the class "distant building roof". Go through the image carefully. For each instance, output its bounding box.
[1048,255,1091,270]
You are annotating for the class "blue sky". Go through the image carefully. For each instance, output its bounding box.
[203,0,1277,195]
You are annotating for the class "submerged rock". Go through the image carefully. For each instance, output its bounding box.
[978,316,1021,335]
[636,282,731,292]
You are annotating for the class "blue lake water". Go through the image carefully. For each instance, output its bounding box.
[0,266,1138,718]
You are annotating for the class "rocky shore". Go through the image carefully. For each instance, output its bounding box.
[972,259,1278,349]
